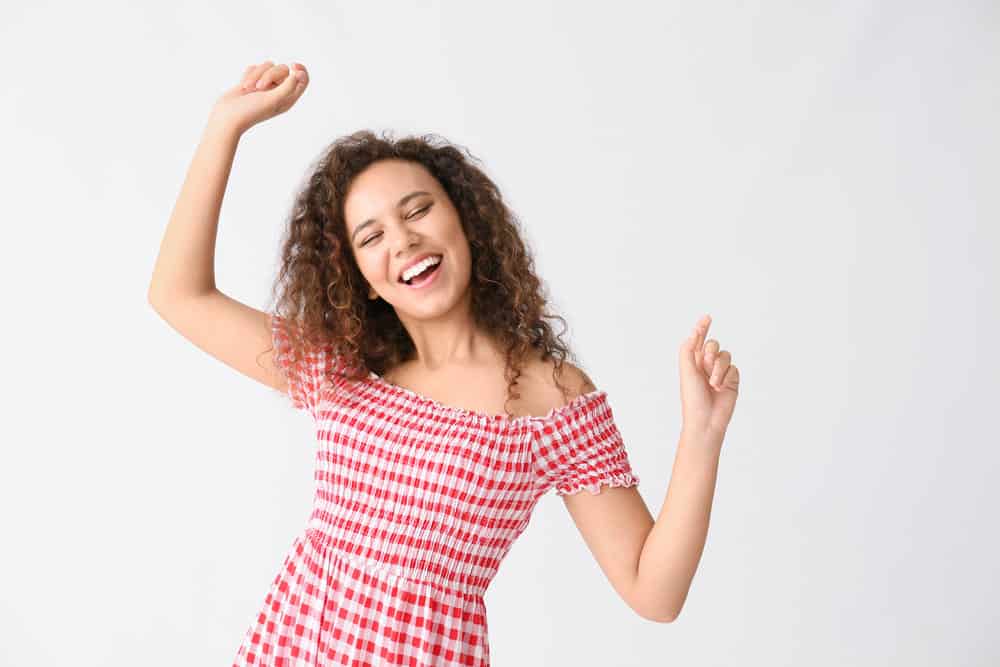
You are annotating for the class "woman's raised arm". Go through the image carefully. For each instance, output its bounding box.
[147,61,309,394]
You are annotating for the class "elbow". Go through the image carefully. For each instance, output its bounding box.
[147,285,167,310]
[628,574,686,623]
[634,600,680,624]
[644,609,679,624]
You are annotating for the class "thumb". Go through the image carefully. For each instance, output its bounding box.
[269,67,302,96]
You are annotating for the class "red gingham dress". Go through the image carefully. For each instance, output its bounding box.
[231,314,640,666]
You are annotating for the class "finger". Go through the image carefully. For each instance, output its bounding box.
[703,339,720,376]
[681,325,697,370]
[291,63,308,86]
[242,63,263,91]
[256,63,288,90]
[722,364,739,391]
[290,69,309,98]
[694,314,711,373]
[690,315,704,373]
[710,350,731,389]
[270,64,302,96]
[683,318,703,371]
[243,60,275,91]
[684,314,711,372]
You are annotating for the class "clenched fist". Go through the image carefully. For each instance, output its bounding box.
[209,60,309,135]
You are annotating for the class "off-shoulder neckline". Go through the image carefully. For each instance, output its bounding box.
[365,371,607,426]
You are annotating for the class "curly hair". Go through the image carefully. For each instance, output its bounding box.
[260,129,581,418]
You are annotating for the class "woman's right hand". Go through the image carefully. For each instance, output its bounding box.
[209,61,309,135]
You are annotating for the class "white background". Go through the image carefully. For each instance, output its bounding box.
[2,1,998,665]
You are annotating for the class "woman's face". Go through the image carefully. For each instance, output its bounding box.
[343,159,472,318]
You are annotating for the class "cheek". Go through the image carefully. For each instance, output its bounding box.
[446,221,469,254]
[454,228,472,259]
[355,258,381,285]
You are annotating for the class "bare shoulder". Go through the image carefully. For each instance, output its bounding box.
[519,351,598,414]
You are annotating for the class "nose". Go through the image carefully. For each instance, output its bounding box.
[392,228,421,257]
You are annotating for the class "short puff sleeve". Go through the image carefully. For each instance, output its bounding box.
[531,390,640,497]
[270,313,346,418]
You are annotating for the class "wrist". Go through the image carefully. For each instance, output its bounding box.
[679,427,725,450]
[205,109,246,141]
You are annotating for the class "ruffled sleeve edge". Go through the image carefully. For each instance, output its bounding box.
[531,389,641,497]
[553,470,641,497]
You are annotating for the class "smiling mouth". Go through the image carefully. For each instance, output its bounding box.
[400,256,443,286]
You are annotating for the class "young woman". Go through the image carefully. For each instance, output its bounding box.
[149,60,740,667]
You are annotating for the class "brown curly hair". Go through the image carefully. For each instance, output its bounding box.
[260,129,582,417]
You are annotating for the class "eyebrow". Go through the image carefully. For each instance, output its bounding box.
[351,190,431,244]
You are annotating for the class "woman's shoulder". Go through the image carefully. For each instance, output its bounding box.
[519,352,598,416]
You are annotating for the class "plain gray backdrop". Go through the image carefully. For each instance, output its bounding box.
[2,1,997,665]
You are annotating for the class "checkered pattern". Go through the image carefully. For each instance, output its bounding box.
[231,314,639,666]
[531,389,640,497]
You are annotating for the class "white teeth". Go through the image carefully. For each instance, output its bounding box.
[400,255,442,282]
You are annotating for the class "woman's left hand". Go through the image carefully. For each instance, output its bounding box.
[678,314,740,441]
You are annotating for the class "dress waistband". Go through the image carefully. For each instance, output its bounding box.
[304,528,487,600]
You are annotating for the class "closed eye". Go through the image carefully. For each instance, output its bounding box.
[410,204,431,219]
[360,204,431,246]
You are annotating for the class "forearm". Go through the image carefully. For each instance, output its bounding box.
[635,429,724,621]
[148,115,243,304]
